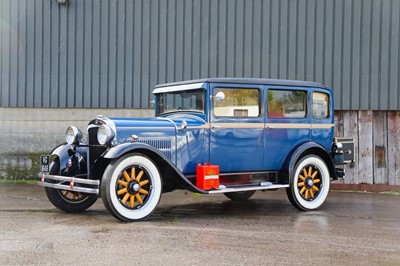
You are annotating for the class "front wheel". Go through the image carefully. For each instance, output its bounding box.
[286,155,330,211]
[101,153,162,222]
[45,159,98,213]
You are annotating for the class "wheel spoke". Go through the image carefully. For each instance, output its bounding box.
[314,179,321,184]
[311,170,318,179]
[131,167,136,180]
[298,182,305,187]
[299,175,306,181]
[312,185,319,192]
[300,186,306,195]
[136,170,144,182]
[305,189,309,199]
[139,188,149,195]
[123,170,131,182]
[63,191,69,197]
[72,193,77,200]
[135,194,143,205]
[121,193,130,204]
[308,166,312,176]
[303,168,308,177]
[139,180,149,186]
[118,180,128,187]
[310,188,315,198]
[117,187,128,195]
[130,195,135,208]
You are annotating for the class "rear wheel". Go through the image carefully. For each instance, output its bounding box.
[286,155,330,210]
[224,190,255,201]
[101,153,162,222]
[45,159,98,213]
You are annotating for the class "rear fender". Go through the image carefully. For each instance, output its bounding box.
[280,142,337,183]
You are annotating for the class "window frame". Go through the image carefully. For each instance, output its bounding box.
[212,87,262,118]
[312,91,331,119]
[266,88,308,119]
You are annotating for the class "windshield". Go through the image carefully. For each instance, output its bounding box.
[156,89,205,116]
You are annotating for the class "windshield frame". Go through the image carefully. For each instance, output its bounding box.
[155,88,206,117]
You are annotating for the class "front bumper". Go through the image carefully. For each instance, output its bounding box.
[38,173,100,195]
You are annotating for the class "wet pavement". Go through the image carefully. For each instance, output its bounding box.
[0,183,399,265]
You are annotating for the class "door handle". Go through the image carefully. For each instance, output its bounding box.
[212,125,221,130]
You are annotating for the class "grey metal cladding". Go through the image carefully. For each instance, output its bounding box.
[0,0,399,110]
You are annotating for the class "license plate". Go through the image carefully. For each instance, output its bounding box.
[40,155,50,173]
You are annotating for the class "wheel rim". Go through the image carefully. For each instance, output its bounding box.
[297,165,322,201]
[115,165,152,210]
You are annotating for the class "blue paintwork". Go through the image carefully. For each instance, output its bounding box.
[209,82,264,172]
[86,79,335,186]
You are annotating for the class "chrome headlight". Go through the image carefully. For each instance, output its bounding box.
[66,126,83,145]
[97,125,115,145]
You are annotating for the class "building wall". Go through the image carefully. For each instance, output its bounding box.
[1,0,400,110]
[0,0,399,184]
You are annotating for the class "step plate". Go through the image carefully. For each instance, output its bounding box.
[207,184,289,194]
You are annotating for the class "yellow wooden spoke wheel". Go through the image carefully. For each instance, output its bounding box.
[116,166,151,210]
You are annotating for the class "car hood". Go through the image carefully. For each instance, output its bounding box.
[90,115,207,144]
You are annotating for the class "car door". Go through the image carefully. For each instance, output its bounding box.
[209,83,264,172]
[263,86,311,170]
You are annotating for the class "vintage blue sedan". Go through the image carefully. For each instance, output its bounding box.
[39,78,345,222]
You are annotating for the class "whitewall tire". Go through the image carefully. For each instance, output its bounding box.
[101,153,162,222]
[286,155,330,210]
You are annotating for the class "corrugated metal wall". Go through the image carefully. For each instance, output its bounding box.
[0,0,399,110]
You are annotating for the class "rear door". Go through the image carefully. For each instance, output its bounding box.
[264,86,311,170]
[209,83,264,172]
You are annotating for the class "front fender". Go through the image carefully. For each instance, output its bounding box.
[50,143,88,177]
[102,143,206,193]
[281,142,337,183]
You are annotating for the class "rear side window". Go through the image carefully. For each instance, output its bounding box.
[213,88,261,117]
[268,89,307,118]
[313,92,330,118]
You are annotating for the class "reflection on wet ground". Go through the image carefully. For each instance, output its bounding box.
[0,183,399,265]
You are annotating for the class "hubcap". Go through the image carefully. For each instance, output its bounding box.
[305,178,314,188]
[297,165,321,201]
[127,181,141,195]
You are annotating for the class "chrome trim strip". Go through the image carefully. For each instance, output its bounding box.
[187,122,334,130]
[207,184,289,194]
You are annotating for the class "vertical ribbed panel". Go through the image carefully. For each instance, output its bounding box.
[0,0,399,110]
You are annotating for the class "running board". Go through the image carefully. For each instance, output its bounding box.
[207,182,289,194]
[38,173,100,195]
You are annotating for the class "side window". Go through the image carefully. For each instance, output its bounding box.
[313,92,330,118]
[213,88,260,117]
[268,89,307,118]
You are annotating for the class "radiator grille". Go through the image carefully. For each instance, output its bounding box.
[88,127,107,168]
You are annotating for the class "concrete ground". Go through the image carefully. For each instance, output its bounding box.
[0,183,399,265]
